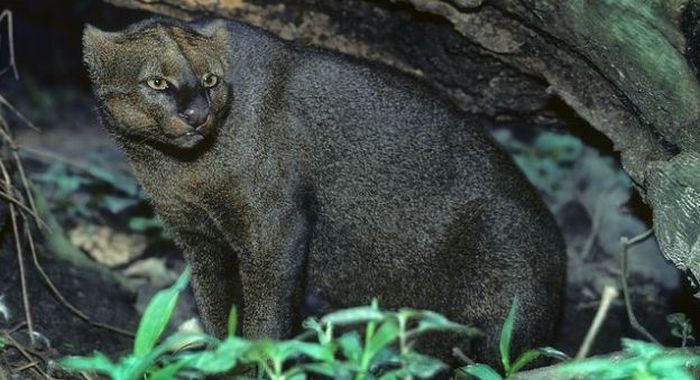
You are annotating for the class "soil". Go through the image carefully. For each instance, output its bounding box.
[0,0,699,379]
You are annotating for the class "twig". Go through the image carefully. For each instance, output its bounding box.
[0,92,134,337]
[0,10,19,80]
[8,321,27,334]
[620,229,659,344]
[12,145,44,230]
[20,145,132,174]
[0,332,49,379]
[0,94,39,131]
[13,361,40,372]
[580,195,604,259]
[575,285,619,360]
[0,112,46,231]
[0,188,51,231]
[0,159,34,345]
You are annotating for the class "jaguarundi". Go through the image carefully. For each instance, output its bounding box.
[82,17,566,366]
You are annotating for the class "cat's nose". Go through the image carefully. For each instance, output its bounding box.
[180,108,208,127]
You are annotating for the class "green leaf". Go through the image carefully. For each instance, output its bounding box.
[321,306,386,326]
[55,175,83,195]
[128,217,162,231]
[301,362,353,379]
[227,305,238,336]
[133,267,191,356]
[537,346,570,361]
[458,364,503,380]
[148,359,191,380]
[650,366,695,380]
[61,352,119,375]
[499,296,518,372]
[378,368,405,380]
[370,347,400,369]
[648,352,700,373]
[182,336,251,373]
[243,339,276,363]
[402,352,448,379]
[84,165,140,196]
[103,195,140,214]
[410,309,480,337]
[337,331,363,363]
[273,340,335,364]
[303,317,334,345]
[290,341,336,362]
[366,319,400,360]
[621,338,663,357]
[508,349,540,375]
[154,332,217,355]
[284,372,307,380]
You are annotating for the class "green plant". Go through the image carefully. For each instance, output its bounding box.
[25,153,166,236]
[667,313,694,348]
[61,267,479,380]
[458,297,568,379]
[562,339,700,380]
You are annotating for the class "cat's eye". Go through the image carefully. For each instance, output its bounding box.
[147,77,169,91]
[202,73,219,88]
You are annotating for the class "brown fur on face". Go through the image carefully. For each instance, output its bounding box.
[83,20,230,150]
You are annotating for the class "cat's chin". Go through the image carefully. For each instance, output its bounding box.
[168,133,207,149]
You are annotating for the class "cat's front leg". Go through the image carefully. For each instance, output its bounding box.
[162,210,243,338]
[238,208,309,339]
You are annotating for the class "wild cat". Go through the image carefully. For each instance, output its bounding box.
[83,17,565,365]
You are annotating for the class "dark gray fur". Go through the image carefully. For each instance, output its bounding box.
[82,18,566,365]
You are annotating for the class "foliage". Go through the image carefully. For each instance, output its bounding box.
[561,339,700,380]
[492,129,584,200]
[26,154,169,242]
[61,268,479,380]
[667,313,694,348]
[456,298,700,380]
[458,297,568,380]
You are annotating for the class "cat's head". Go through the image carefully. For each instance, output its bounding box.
[83,19,230,151]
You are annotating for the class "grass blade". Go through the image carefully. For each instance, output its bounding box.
[499,296,518,372]
[133,267,191,356]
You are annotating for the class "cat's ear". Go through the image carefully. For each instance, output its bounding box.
[198,19,229,47]
[83,24,120,79]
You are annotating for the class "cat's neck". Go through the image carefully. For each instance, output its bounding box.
[115,133,215,174]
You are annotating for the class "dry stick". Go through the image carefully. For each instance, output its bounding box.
[0,129,52,232]
[0,110,45,230]
[21,145,132,174]
[575,285,619,360]
[0,10,19,80]
[580,196,604,259]
[0,188,50,231]
[11,145,44,230]
[0,332,49,379]
[0,94,39,131]
[24,224,135,338]
[8,321,27,334]
[0,99,132,338]
[13,361,40,372]
[0,160,34,346]
[620,228,659,344]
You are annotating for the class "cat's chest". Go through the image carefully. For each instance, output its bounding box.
[135,158,227,207]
